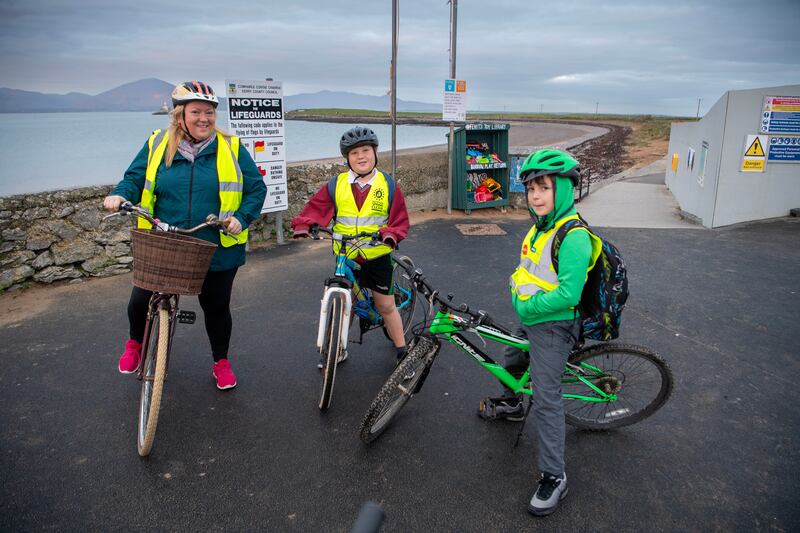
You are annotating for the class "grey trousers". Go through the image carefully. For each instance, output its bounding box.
[503,317,581,476]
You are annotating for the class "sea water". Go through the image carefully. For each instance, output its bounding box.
[0,112,448,196]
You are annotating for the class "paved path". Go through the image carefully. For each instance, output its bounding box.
[2,204,799,530]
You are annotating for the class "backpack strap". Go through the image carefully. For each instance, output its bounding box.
[551,218,590,274]
[383,172,396,208]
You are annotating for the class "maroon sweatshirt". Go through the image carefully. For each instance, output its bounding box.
[291,177,410,249]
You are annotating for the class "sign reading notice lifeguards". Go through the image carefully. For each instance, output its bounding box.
[760,96,800,134]
[225,79,287,213]
[443,79,467,122]
[741,134,767,172]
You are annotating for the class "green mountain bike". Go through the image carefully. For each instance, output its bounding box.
[359,263,673,443]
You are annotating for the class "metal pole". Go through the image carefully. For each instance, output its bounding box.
[447,0,457,214]
[695,98,702,119]
[391,0,398,180]
[595,102,599,115]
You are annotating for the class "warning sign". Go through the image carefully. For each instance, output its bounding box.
[741,134,768,173]
[745,136,765,157]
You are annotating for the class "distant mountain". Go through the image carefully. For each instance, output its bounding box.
[0,79,440,113]
[284,90,440,113]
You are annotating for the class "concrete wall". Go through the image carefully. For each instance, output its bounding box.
[667,84,800,228]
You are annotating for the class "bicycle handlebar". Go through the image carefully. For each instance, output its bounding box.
[104,201,239,240]
[409,267,496,328]
[310,225,381,245]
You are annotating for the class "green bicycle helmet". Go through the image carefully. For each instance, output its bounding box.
[519,149,580,186]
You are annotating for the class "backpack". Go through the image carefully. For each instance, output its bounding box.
[552,216,629,341]
[327,172,396,220]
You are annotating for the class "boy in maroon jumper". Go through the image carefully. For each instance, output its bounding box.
[292,126,410,365]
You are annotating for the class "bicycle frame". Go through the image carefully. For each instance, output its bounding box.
[427,310,619,404]
[137,293,180,381]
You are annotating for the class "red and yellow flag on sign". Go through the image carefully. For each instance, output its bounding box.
[254,141,265,152]
[257,165,267,176]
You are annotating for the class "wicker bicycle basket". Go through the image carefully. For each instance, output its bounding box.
[131,229,217,295]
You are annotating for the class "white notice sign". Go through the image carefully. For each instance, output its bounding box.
[225,79,288,213]
[442,79,467,122]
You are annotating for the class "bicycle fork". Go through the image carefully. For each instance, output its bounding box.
[316,287,353,352]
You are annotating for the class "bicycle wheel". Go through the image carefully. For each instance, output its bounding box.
[359,336,439,443]
[138,307,170,456]
[382,255,417,341]
[319,295,344,411]
[563,343,673,430]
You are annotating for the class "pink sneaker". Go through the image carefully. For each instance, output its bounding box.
[118,339,141,374]
[212,359,237,390]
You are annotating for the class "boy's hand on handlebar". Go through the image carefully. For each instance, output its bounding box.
[222,216,242,235]
[103,195,126,212]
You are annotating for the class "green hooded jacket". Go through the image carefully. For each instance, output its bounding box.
[512,175,593,326]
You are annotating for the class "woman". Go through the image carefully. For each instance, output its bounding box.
[104,81,266,390]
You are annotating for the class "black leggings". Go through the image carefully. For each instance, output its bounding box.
[127,268,238,362]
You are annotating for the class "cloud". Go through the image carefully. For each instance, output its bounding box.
[0,0,798,115]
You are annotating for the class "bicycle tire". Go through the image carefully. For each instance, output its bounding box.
[563,343,673,431]
[359,336,438,443]
[137,307,170,456]
[382,255,417,341]
[319,295,344,411]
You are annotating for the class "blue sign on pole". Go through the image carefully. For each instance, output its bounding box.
[768,136,800,162]
[444,79,455,92]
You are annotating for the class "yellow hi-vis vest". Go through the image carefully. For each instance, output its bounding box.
[509,214,602,302]
[330,171,392,260]
[138,129,246,247]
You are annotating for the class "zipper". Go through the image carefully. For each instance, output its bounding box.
[188,160,195,225]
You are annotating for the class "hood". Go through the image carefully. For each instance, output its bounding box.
[532,175,576,232]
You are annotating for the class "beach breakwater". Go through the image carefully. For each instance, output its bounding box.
[0,150,448,291]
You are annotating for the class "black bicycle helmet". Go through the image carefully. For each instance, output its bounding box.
[519,149,580,186]
[340,126,379,157]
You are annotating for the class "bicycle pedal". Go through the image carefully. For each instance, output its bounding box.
[177,310,196,324]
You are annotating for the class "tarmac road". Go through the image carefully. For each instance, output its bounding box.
[2,211,799,531]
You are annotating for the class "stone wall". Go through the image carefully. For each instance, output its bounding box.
[0,150,449,291]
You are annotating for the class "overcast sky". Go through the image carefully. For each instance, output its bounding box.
[1,0,798,116]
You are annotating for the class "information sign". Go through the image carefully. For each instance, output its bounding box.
[741,134,767,172]
[225,79,288,213]
[767,136,800,162]
[760,96,800,134]
[443,79,467,122]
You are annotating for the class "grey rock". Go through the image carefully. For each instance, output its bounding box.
[0,211,13,219]
[25,231,57,251]
[32,251,54,269]
[70,208,102,231]
[1,250,35,268]
[48,219,80,240]
[96,264,131,277]
[81,254,115,274]
[105,242,131,257]
[116,256,134,264]
[0,265,34,290]
[51,240,100,265]
[0,241,16,253]
[95,228,130,245]
[58,206,75,218]
[23,207,50,220]
[33,266,82,283]
[2,228,25,241]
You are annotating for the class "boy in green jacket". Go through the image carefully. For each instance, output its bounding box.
[479,149,601,517]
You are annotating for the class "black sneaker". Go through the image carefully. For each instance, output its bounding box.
[528,472,568,516]
[478,394,524,422]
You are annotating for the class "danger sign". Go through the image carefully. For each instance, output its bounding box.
[741,134,768,173]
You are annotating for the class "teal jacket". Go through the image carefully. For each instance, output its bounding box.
[512,175,593,326]
[112,135,267,271]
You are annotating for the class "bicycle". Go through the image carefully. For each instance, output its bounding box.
[359,263,673,443]
[104,201,238,456]
[309,225,417,411]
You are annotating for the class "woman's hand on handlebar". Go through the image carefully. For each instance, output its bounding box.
[222,216,242,235]
[103,195,127,212]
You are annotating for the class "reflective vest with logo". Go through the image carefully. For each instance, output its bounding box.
[139,129,246,247]
[330,171,392,260]
[509,214,602,302]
